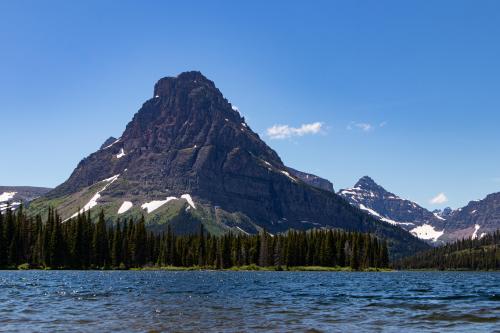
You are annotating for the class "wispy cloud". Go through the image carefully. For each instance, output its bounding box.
[267,122,324,140]
[347,121,387,132]
[429,192,448,205]
[348,122,373,132]
[493,177,500,183]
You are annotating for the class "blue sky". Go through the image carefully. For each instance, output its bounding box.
[0,0,499,210]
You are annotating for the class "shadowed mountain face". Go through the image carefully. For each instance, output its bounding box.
[32,71,428,257]
[339,176,500,244]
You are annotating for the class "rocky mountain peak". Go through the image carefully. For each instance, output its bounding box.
[354,176,386,193]
[339,176,447,243]
[50,71,285,198]
[433,207,454,218]
[153,71,218,99]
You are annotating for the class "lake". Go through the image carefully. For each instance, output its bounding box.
[0,271,498,332]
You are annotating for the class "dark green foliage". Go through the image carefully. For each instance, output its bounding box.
[0,208,389,270]
[395,231,500,270]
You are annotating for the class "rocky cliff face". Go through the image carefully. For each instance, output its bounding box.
[286,167,334,192]
[32,71,428,256]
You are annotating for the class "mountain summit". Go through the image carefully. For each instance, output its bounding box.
[30,72,427,256]
[354,176,385,193]
[339,176,447,242]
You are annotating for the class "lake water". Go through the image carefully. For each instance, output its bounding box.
[0,271,498,332]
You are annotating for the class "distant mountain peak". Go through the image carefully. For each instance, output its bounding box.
[358,175,375,183]
[433,207,454,219]
[354,176,386,192]
[339,176,446,243]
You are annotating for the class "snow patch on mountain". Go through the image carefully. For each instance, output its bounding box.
[141,197,177,214]
[116,148,126,159]
[358,204,414,226]
[102,138,121,150]
[410,224,444,242]
[181,194,196,209]
[359,204,382,218]
[471,224,481,240]
[0,201,21,212]
[67,174,120,220]
[433,212,446,221]
[280,171,296,182]
[0,192,17,202]
[117,201,133,214]
[235,226,249,235]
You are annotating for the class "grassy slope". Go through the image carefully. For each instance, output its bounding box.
[26,180,257,237]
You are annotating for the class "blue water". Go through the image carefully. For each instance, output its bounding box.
[0,271,498,332]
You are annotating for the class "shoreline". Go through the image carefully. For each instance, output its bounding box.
[4,264,394,272]
[3,266,499,272]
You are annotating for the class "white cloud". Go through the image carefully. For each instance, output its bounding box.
[347,121,387,132]
[347,122,373,132]
[429,192,448,205]
[267,122,323,139]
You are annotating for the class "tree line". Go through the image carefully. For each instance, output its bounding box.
[0,206,389,270]
[394,230,499,270]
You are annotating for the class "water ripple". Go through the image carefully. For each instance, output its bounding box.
[0,271,498,332]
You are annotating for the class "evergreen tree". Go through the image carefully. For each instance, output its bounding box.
[92,210,109,267]
[0,208,411,270]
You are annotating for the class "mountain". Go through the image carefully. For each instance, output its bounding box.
[0,186,52,212]
[437,193,500,243]
[433,207,454,219]
[338,176,446,243]
[286,167,334,192]
[339,176,500,244]
[28,71,428,257]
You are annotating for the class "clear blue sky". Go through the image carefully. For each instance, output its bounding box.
[1,0,499,210]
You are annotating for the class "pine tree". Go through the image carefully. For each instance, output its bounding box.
[111,221,122,268]
[259,230,270,267]
[198,224,205,267]
[0,208,407,271]
[350,234,360,270]
[92,210,109,267]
